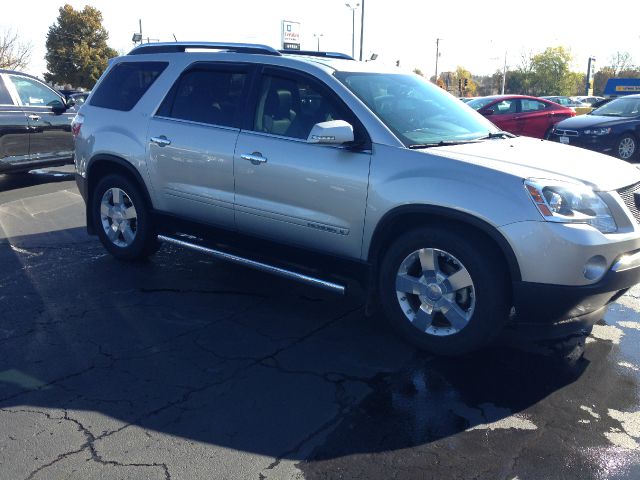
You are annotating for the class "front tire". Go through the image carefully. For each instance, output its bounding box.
[616,134,637,161]
[92,174,158,260]
[378,227,510,356]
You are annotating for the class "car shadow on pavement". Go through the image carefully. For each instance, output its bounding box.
[0,227,602,472]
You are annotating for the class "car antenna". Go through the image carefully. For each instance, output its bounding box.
[173,34,178,42]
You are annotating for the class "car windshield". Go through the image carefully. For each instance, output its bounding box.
[591,97,640,117]
[466,97,498,110]
[335,72,498,147]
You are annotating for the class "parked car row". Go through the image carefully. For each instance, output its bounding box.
[466,95,576,139]
[463,93,639,161]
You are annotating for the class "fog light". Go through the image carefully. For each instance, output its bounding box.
[583,255,607,281]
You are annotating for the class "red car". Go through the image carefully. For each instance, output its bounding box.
[467,95,575,139]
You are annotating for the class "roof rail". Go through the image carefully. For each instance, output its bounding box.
[279,50,355,60]
[129,42,282,56]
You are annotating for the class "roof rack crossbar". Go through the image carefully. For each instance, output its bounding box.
[279,50,355,60]
[129,42,282,56]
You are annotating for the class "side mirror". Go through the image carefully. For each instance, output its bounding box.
[306,120,354,145]
[50,99,68,113]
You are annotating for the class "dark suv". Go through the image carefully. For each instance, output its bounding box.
[0,69,76,173]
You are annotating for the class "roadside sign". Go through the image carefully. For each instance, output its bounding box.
[281,20,300,50]
[604,78,640,97]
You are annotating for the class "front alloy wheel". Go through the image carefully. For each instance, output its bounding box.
[395,248,475,337]
[379,227,509,355]
[617,135,636,160]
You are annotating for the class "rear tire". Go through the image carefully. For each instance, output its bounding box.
[378,227,510,356]
[92,174,159,260]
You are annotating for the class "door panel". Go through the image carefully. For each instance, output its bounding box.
[485,99,520,135]
[0,106,30,170]
[146,117,237,228]
[234,133,370,258]
[234,69,371,259]
[145,64,251,229]
[7,74,74,162]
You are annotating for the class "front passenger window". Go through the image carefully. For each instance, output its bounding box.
[253,74,352,140]
[8,75,63,107]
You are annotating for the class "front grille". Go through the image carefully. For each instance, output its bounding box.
[617,182,640,224]
[554,129,579,137]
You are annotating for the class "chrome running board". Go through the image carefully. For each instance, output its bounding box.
[158,234,346,295]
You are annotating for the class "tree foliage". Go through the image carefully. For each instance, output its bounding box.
[0,28,31,70]
[44,4,117,88]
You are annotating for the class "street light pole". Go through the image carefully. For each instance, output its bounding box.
[359,0,365,61]
[435,38,442,82]
[501,50,507,94]
[314,33,323,52]
[345,3,360,59]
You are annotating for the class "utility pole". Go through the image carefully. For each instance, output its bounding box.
[345,3,360,59]
[501,50,507,94]
[434,38,442,83]
[359,0,365,61]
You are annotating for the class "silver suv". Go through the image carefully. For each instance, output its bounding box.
[74,42,640,355]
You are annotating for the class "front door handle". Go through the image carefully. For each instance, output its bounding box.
[28,114,40,121]
[240,152,268,165]
[150,135,171,147]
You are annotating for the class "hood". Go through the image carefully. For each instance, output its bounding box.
[555,114,631,129]
[422,136,640,192]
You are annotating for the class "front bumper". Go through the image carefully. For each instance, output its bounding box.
[510,257,640,338]
[549,133,617,156]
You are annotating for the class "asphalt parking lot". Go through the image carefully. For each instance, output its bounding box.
[1,166,640,480]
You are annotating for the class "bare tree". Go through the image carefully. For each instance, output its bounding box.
[0,28,31,70]
[609,51,635,76]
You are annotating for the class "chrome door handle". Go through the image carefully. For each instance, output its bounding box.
[28,114,40,121]
[240,152,267,165]
[150,135,171,147]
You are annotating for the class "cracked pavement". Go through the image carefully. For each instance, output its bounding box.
[1,166,640,479]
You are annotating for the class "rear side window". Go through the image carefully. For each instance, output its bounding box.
[90,61,167,111]
[157,68,247,127]
[0,78,13,104]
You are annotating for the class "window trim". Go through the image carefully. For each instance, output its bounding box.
[242,65,371,149]
[154,61,255,129]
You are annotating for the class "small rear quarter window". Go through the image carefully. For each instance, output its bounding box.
[90,61,167,111]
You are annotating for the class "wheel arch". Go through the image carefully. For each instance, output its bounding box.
[85,154,153,234]
[367,205,522,283]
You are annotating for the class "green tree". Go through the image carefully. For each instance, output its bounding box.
[529,46,574,96]
[455,66,477,96]
[45,4,117,88]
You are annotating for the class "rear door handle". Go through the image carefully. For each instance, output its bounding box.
[150,135,171,147]
[28,114,40,121]
[240,152,268,165]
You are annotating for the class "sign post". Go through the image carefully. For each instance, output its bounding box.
[281,20,301,50]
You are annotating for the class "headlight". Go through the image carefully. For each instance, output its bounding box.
[583,127,611,136]
[524,179,617,233]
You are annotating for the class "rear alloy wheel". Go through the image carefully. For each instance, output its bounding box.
[617,134,637,161]
[379,227,510,355]
[93,174,159,260]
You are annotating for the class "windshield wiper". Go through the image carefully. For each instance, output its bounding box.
[475,131,515,140]
[408,139,481,149]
